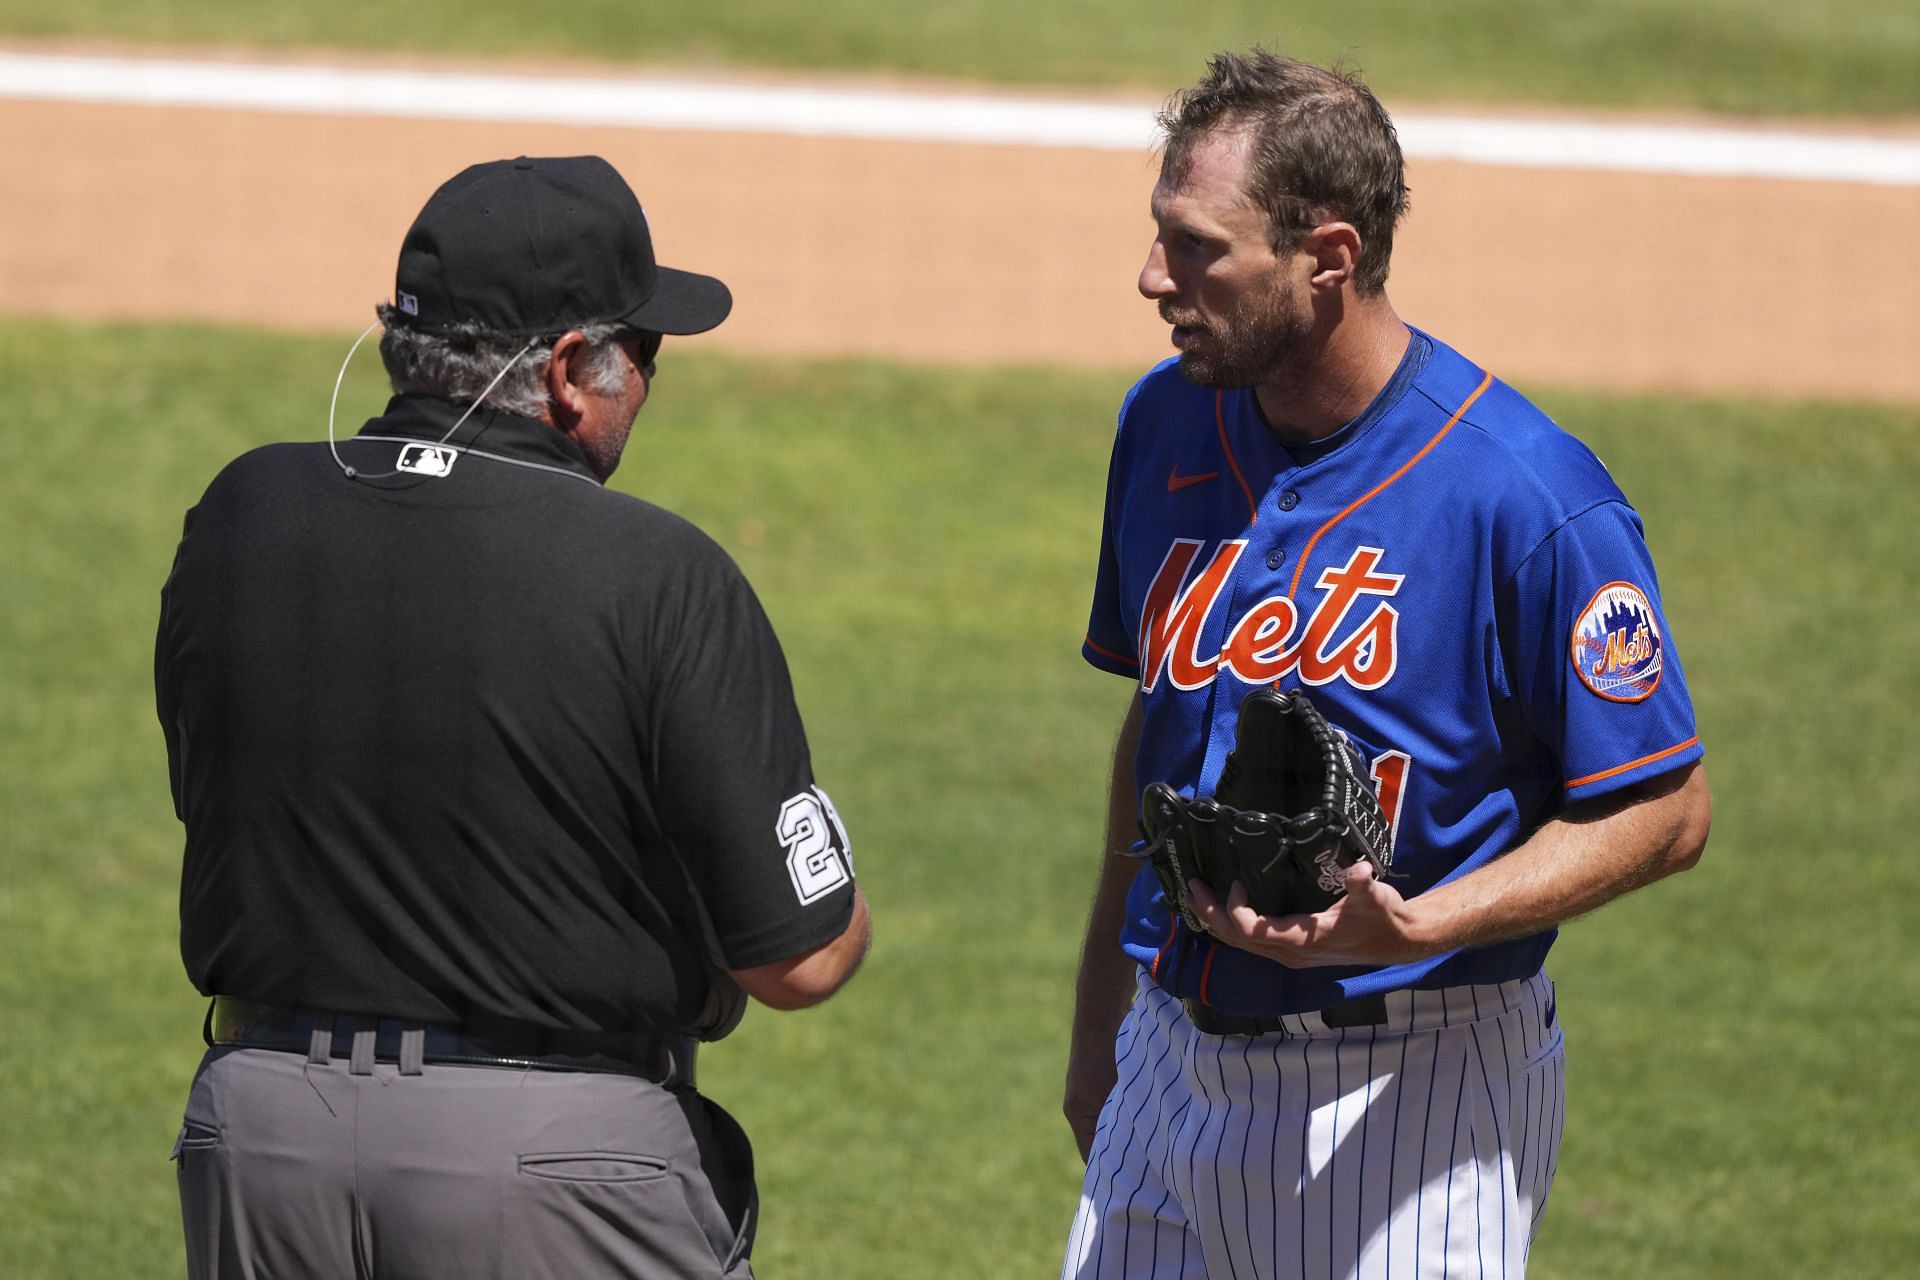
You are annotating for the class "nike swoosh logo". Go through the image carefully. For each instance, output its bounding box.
[1167,465,1220,493]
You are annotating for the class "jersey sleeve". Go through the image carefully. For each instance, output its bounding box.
[1505,501,1703,802]
[1083,416,1142,678]
[648,555,856,971]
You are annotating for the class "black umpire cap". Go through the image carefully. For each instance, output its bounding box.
[389,155,733,339]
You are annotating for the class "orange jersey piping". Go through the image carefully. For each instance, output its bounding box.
[1084,635,1138,669]
[1197,940,1218,1005]
[1286,370,1494,599]
[1565,736,1700,791]
[1149,915,1177,982]
[1214,392,1258,526]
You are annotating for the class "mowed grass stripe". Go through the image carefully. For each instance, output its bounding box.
[1,318,1914,1277]
[1,0,1918,115]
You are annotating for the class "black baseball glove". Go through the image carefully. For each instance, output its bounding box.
[1135,687,1393,930]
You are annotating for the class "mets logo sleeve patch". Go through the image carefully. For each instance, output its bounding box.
[1572,581,1663,701]
[1507,502,1702,803]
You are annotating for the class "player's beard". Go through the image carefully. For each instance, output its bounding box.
[1164,278,1311,389]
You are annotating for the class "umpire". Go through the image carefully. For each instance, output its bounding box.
[156,155,871,1279]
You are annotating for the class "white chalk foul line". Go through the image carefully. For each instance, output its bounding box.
[4,50,1917,186]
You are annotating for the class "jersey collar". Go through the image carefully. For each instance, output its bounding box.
[354,393,602,483]
[1248,327,1433,469]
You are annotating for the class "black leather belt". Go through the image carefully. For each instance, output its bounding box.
[1181,992,1389,1036]
[207,996,694,1085]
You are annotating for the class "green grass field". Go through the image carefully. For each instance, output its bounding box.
[4,0,1918,116]
[2,318,1916,1277]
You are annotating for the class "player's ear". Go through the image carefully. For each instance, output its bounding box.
[544,330,591,424]
[1302,222,1362,292]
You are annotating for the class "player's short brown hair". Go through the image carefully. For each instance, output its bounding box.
[1159,48,1410,294]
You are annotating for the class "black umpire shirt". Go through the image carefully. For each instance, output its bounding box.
[156,394,857,1035]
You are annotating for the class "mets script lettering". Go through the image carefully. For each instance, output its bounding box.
[1138,541,1403,693]
[1594,621,1654,679]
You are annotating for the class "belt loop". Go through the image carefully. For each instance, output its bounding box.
[398,1027,425,1076]
[307,1013,335,1065]
[663,1036,697,1089]
[349,1021,376,1076]
[202,999,216,1047]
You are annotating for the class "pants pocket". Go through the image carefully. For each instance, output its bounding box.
[171,1120,221,1162]
[517,1152,671,1184]
[1519,1025,1566,1074]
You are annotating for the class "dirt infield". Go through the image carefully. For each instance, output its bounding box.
[5,54,1917,405]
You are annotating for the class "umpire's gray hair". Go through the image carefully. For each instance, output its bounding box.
[375,305,632,419]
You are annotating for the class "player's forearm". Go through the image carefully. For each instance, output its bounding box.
[1070,852,1144,1036]
[1070,692,1147,1038]
[1407,763,1710,954]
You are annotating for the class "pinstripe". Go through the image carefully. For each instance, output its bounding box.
[1084,999,1160,1279]
[1387,1020,1412,1274]
[1522,982,1545,1241]
[1415,1026,1444,1280]
[1299,1034,1313,1280]
[1522,1064,1540,1243]
[1148,1185,1174,1279]
[1267,1034,1285,1278]
[1159,1087,1194,1191]
[1468,1024,1508,1272]
[1091,1000,1148,1192]
[1064,1191,1088,1273]
[1184,1034,1213,1271]
[1329,1025,1344,1280]
[1520,1066,1551,1243]
[1144,1093,1197,1277]
[1440,1037,1470,1280]
[1489,998,1521,1185]
[1525,1061,1548,1240]
[1237,1039,1258,1275]
[1492,1002,1526,1267]
[1528,982,1543,1228]
[1356,1025,1376,1271]
[1209,1035,1246,1280]
[1132,1019,1181,1203]
[1467,1082,1485,1280]
[1336,1028,1351,1280]
[1544,1052,1564,1186]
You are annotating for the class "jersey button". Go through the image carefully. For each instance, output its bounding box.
[1266,548,1286,570]
[1278,490,1300,511]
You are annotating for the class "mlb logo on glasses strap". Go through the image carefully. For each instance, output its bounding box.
[396,444,457,477]
[397,291,419,316]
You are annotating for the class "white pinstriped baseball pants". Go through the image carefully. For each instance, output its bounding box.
[1062,969,1565,1280]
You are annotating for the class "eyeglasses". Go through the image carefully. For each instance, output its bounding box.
[634,330,663,368]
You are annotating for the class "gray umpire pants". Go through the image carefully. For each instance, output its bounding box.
[174,1045,756,1279]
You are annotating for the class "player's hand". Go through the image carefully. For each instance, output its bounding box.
[1063,1038,1117,1164]
[1185,860,1436,968]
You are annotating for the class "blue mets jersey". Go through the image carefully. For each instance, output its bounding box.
[1083,329,1702,1016]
